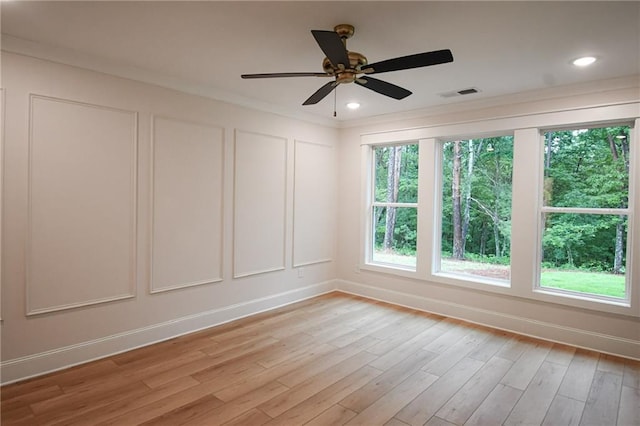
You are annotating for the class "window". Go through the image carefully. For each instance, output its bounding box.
[369,144,418,269]
[539,125,631,301]
[438,136,514,284]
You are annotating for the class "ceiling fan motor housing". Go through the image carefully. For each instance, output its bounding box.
[321,24,367,82]
[322,51,368,79]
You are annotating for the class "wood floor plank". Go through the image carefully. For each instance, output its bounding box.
[340,349,437,413]
[623,359,640,389]
[212,343,335,402]
[181,381,289,426]
[617,385,640,426]
[258,351,378,418]
[62,376,200,426]
[422,328,489,376]
[384,418,411,426]
[264,365,382,426]
[140,393,225,425]
[0,404,34,425]
[142,353,224,388]
[421,320,471,354]
[345,370,439,426]
[366,316,434,356]
[597,353,626,376]
[467,329,512,362]
[500,340,553,390]
[542,394,585,426]
[0,385,62,417]
[100,380,232,425]
[190,359,267,394]
[424,417,457,426]
[395,357,484,426]
[275,336,379,388]
[368,324,445,372]
[31,380,150,425]
[545,343,577,366]
[304,405,357,426]
[558,348,600,402]
[222,408,272,426]
[435,355,513,425]
[504,361,568,426]
[495,335,532,361]
[579,370,623,426]
[464,383,523,426]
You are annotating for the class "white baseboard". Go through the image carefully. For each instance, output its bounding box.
[335,279,640,360]
[1,280,336,385]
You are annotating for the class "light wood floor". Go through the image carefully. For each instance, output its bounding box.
[2,292,639,426]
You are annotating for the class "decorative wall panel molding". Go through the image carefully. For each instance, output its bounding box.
[293,140,336,267]
[27,95,137,315]
[150,116,224,293]
[233,130,287,278]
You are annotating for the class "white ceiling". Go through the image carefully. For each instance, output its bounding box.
[1,1,639,125]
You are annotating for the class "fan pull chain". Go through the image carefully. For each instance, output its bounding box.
[333,87,337,117]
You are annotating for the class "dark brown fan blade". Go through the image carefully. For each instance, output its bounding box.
[241,72,329,79]
[361,49,453,74]
[303,81,338,105]
[311,30,350,68]
[355,76,412,100]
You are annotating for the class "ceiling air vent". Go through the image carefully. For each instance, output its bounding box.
[439,87,481,98]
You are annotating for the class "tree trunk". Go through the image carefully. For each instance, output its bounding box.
[480,221,487,256]
[545,132,553,175]
[383,146,402,251]
[613,216,625,274]
[607,134,626,274]
[462,140,475,254]
[452,141,464,259]
[493,214,501,257]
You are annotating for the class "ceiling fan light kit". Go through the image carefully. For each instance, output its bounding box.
[241,24,454,108]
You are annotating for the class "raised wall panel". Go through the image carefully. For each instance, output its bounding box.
[293,140,336,266]
[233,130,287,278]
[27,95,137,315]
[151,116,224,293]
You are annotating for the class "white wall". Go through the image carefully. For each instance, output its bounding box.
[336,76,640,359]
[0,52,339,383]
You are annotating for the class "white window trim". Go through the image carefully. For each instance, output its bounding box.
[363,143,419,275]
[432,135,514,289]
[360,105,640,317]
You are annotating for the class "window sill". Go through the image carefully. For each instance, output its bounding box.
[357,262,638,317]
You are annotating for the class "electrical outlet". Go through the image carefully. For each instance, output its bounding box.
[297,267,304,278]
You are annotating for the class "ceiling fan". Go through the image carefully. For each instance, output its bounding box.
[241,24,454,106]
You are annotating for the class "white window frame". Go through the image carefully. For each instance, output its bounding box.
[534,125,635,306]
[362,142,419,276]
[359,103,640,317]
[433,135,515,289]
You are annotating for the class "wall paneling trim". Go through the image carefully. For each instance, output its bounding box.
[293,140,336,267]
[26,95,137,315]
[233,130,287,278]
[150,116,224,293]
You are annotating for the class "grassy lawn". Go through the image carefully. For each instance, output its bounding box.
[373,251,626,298]
[540,270,625,298]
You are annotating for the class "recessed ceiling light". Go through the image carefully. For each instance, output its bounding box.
[572,56,597,67]
[346,102,360,110]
